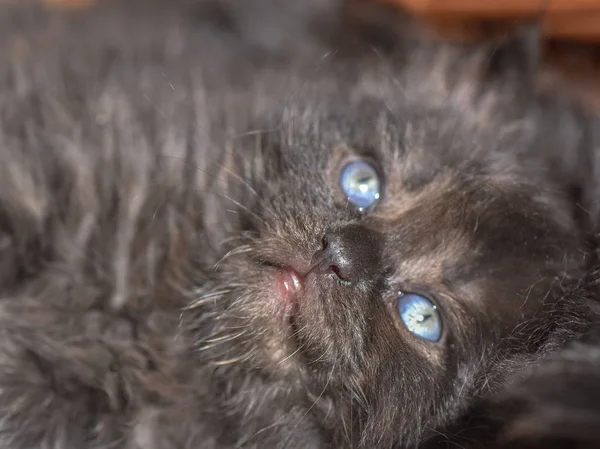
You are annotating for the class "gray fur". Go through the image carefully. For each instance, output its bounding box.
[0,1,598,448]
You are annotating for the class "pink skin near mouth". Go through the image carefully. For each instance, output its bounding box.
[276,267,304,306]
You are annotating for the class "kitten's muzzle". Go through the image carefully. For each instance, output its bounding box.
[310,224,383,284]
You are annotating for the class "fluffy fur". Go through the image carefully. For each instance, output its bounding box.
[0,1,599,448]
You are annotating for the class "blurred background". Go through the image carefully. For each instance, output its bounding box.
[43,0,600,110]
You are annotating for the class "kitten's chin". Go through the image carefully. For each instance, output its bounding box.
[231,264,306,371]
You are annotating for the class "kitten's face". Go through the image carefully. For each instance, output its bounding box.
[195,73,584,447]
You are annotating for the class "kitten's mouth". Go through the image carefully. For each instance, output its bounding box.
[275,267,304,306]
[271,253,334,308]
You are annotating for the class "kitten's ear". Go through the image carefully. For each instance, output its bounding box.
[482,21,543,88]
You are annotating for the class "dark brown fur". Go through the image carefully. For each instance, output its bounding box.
[0,1,598,448]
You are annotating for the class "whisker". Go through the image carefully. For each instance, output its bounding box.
[200,330,248,344]
[186,289,231,309]
[214,245,253,271]
[160,154,280,224]
[211,350,257,366]
[307,347,330,365]
[235,414,288,449]
[302,255,329,278]
[277,341,307,365]
[289,325,308,340]
[134,176,271,229]
[193,188,271,228]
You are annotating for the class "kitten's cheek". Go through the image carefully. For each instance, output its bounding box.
[274,267,304,308]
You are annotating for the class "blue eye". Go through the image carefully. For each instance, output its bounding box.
[340,161,381,211]
[397,293,442,342]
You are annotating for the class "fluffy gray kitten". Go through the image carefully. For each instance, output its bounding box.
[0,1,598,448]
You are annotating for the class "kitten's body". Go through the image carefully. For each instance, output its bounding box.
[0,1,599,448]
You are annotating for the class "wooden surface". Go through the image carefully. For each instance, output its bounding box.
[378,0,600,42]
[418,14,600,42]
[382,0,600,16]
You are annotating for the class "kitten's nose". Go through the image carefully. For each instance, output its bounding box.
[311,224,383,283]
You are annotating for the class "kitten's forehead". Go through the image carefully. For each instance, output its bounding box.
[273,78,523,166]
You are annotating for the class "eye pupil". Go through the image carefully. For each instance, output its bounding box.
[339,161,381,211]
[416,314,429,323]
[397,294,442,342]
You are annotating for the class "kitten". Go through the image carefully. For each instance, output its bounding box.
[0,1,597,448]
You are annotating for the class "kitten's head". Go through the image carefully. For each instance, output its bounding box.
[191,30,589,448]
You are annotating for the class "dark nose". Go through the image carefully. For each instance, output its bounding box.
[311,224,383,283]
